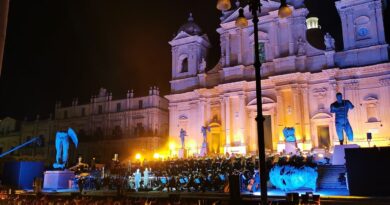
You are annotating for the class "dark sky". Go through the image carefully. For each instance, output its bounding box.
[0,0,388,120]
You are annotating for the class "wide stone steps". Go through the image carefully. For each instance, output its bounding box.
[317,165,348,189]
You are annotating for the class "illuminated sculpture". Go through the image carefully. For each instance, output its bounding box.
[269,165,317,191]
[324,32,335,51]
[134,169,141,191]
[53,128,78,169]
[143,168,149,188]
[200,126,210,156]
[201,126,210,145]
[179,128,187,149]
[283,127,296,142]
[330,92,354,145]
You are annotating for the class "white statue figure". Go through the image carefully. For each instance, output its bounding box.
[179,128,187,149]
[330,92,354,145]
[134,169,141,191]
[324,32,335,51]
[297,37,306,56]
[200,58,207,72]
[143,168,149,188]
[53,128,78,169]
[201,126,210,145]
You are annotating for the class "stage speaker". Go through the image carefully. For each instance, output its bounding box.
[345,147,390,196]
[367,132,372,141]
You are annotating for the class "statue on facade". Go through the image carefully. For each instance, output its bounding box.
[201,126,210,145]
[283,127,296,142]
[330,92,354,145]
[324,32,335,51]
[53,128,78,169]
[297,37,306,56]
[200,58,207,73]
[179,128,187,149]
[283,127,297,154]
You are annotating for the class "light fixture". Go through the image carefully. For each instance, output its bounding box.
[217,0,232,11]
[278,0,292,18]
[135,153,141,160]
[235,8,248,28]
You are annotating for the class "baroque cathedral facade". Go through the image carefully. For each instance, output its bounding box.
[166,0,390,156]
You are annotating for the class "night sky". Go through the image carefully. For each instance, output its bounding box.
[0,0,389,120]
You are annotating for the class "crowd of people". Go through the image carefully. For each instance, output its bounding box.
[0,195,187,205]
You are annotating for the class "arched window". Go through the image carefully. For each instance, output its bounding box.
[180,58,188,73]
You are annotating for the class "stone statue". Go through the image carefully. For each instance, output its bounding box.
[179,128,187,149]
[324,32,335,51]
[201,126,210,144]
[200,58,207,72]
[330,92,354,145]
[297,37,306,56]
[53,128,78,169]
[283,127,296,142]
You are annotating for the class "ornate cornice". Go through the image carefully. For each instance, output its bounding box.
[379,78,390,86]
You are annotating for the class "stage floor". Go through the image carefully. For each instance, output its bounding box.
[29,187,349,197]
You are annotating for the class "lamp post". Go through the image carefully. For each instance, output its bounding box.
[216,1,292,204]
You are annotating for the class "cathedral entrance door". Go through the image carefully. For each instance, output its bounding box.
[317,125,330,149]
[208,123,222,155]
[264,115,273,150]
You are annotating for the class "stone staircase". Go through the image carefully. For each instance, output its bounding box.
[317,165,348,190]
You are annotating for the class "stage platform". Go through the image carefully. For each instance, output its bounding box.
[12,189,390,205]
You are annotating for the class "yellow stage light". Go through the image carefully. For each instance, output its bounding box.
[153,153,160,159]
[135,153,141,160]
[169,142,176,150]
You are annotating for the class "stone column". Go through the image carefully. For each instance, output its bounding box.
[288,19,294,56]
[344,81,361,140]
[238,29,243,65]
[225,33,230,67]
[220,97,226,145]
[168,104,178,137]
[272,21,280,58]
[275,90,285,142]
[224,96,231,146]
[292,87,303,151]
[346,9,355,49]
[238,94,246,145]
[199,98,206,129]
[370,2,386,44]
[301,86,311,146]
[379,78,390,137]
[205,99,211,125]
[249,111,258,153]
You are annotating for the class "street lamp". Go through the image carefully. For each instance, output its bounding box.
[217,0,292,204]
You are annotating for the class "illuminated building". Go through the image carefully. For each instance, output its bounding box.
[166,0,390,156]
[54,87,169,162]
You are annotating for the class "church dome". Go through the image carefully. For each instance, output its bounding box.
[178,13,203,36]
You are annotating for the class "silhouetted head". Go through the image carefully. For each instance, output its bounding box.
[336,93,343,103]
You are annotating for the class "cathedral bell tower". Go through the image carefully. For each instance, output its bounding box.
[169,13,210,93]
[335,0,388,67]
